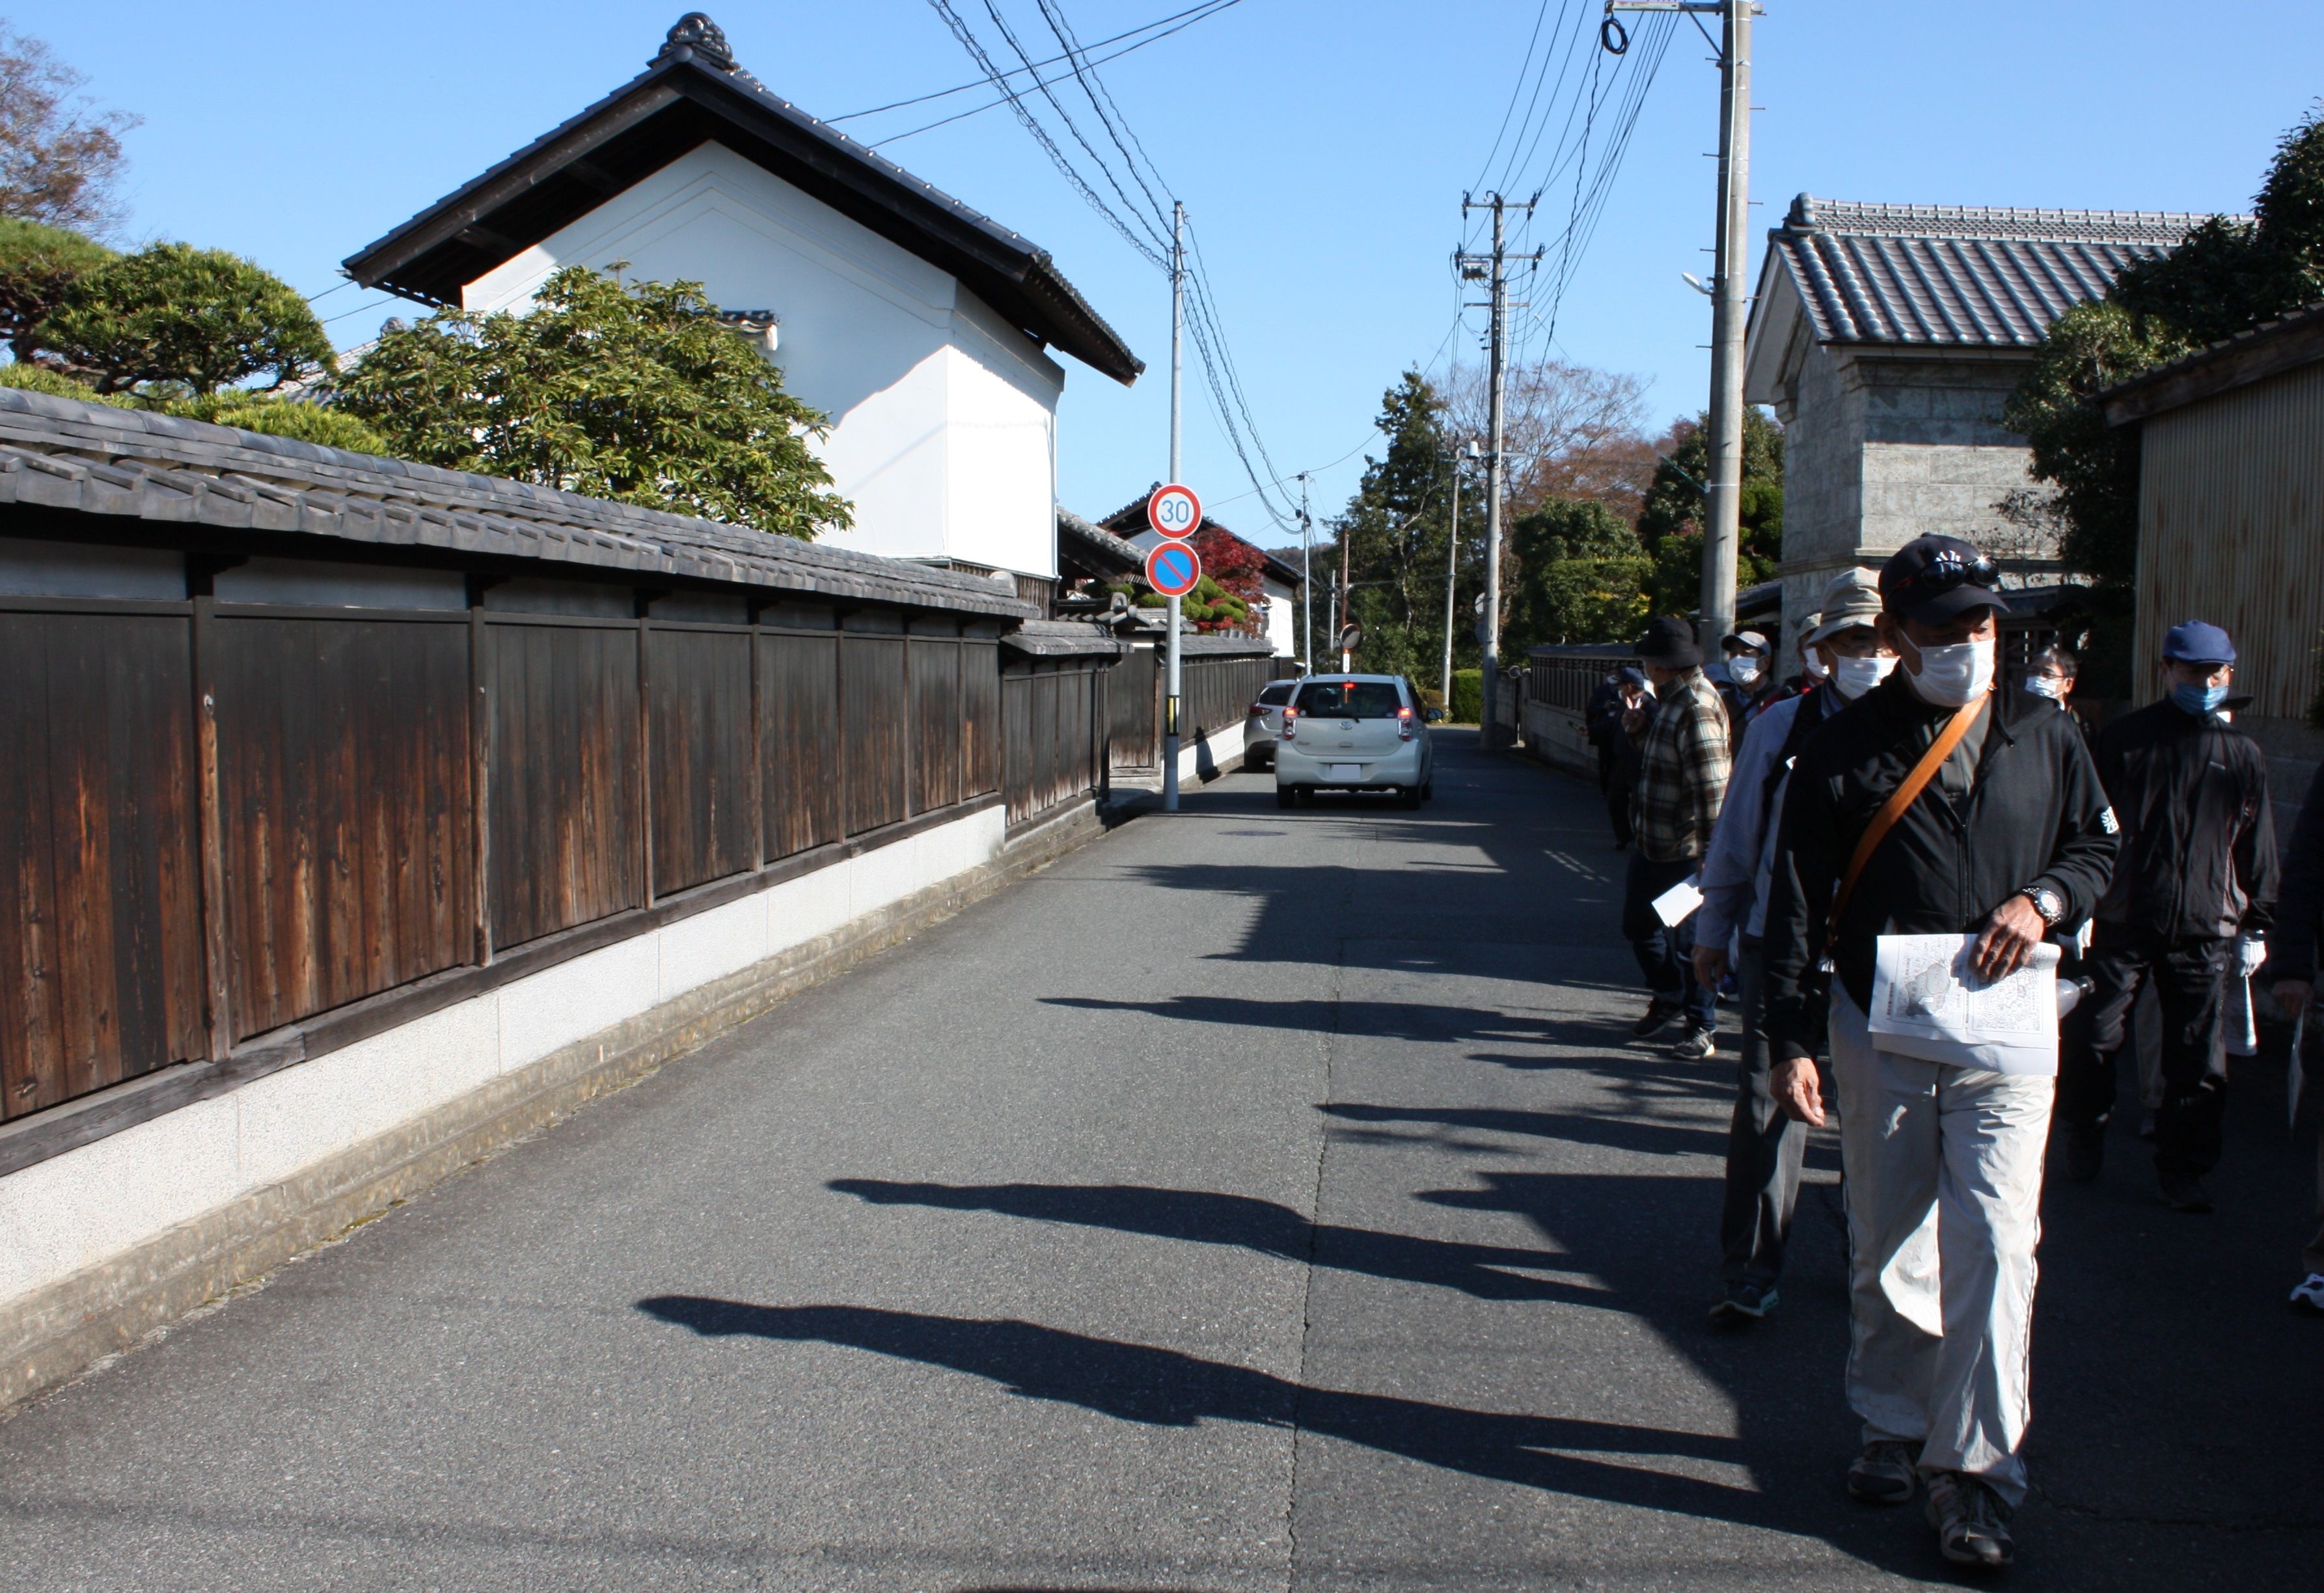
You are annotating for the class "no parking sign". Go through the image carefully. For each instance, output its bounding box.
[1145,540,1202,598]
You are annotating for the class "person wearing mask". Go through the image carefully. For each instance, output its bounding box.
[2057,622,2276,1210]
[1760,535,2118,1571]
[1695,567,1890,1323]
[2263,757,2324,1314]
[1719,629,1781,728]
[1587,666,1649,849]
[1626,616,1729,1059]
[2024,643,2091,739]
[1790,610,1827,696]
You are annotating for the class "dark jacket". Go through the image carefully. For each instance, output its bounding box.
[1762,674,2119,1058]
[2271,760,2324,981]
[2091,699,2276,941]
[1585,680,1626,748]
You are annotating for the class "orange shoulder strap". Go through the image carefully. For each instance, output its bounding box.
[1825,698,1983,934]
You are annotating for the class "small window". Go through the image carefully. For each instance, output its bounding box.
[1294,680,1404,718]
[1257,683,1294,706]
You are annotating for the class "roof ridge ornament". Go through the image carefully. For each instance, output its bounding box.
[656,13,735,71]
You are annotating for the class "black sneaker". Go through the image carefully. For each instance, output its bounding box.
[1846,1440,1920,1505]
[2290,1272,2324,1314]
[2159,1169,2214,1214]
[1630,999,1679,1039]
[2061,1120,2105,1183]
[1670,1026,1717,1060]
[1924,1470,2014,1571]
[1710,1280,1777,1324]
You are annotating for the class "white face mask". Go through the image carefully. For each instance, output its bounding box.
[1905,637,1996,708]
[2024,674,2067,703]
[1829,654,1895,701]
[1727,656,1763,690]
[1801,653,1830,681]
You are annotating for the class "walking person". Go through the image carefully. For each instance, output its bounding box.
[1624,616,1728,1059]
[2056,622,2276,1211]
[1695,568,1892,1323]
[1717,629,1781,729]
[2265,754,2324,1314]
[1760,536,2118,1570]
[1588,666,1649,849]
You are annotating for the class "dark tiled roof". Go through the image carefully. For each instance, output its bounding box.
[343,16,1140,385]
[1056,507,1142,575]
[0,388,1033,618]
[1764,194,2217,348]
[1002,619,1129,658]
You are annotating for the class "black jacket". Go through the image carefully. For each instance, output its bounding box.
[2091,699,2276,941]
[2271,760,2324,981]
[1762,675,2119,1059]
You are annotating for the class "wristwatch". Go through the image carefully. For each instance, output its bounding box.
[2024,885,2065,927]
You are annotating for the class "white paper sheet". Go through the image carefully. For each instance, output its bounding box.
[1868,933,2061,1074]
[1650,876,1704,927]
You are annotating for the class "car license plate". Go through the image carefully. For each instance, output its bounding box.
[1327,764,1362,782]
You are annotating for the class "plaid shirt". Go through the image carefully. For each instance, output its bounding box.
[1632,670,1730,863]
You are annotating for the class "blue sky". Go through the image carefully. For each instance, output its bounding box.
[28,1,2324,540]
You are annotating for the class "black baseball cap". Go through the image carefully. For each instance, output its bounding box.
[1880,535,2002,625]
[1634,615,1703,670]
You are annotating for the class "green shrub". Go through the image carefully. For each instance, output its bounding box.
[1449,668,1483,724]
[0,361,136,406]
[167,392,390,456]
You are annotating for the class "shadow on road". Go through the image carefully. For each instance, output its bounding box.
[825,1178,1596,1303]
[635,1296,1819,1536]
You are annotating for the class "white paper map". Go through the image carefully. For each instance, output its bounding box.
[1868,933,2061,1074]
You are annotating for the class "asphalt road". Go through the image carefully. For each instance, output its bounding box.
[1,732,2316,1590]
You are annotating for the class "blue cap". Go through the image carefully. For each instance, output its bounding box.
[2162,621,2235,665]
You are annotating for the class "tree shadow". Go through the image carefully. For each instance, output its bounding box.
[825,1179,1598,1304]
[1041,994,1563,1050]
[635,1297,1820,1536]
[1319,1102,1727,1161]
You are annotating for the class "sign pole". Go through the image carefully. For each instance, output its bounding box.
[1165,200,1185,812]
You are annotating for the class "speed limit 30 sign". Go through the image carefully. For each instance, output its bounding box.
[1147,483,1201,540]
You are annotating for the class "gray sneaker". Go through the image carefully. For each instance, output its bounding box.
[1670,1026,1717,1060]
[1846,1440,1919,1505]
[1710,1280,1777,1323]
[1924,1470,2014,1571]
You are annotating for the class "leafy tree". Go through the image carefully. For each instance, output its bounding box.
[338,266,849,537]
[0,357,131,406]
[1503,498,1650,649]
[170,391,392,456]
[1326,370,1464,680]
[1188,521,1268,631]
[2008,106,2324,609]
[1635,409,1783,614]
[0,216,109,360]
[0,24,138,234]
[36,241,332,394]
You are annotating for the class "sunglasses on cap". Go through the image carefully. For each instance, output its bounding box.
[1893,547,2001,603]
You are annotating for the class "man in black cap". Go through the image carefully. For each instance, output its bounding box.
[1624,616,1728,1057]
[2058,620,2276,1212]
[1760,534,2117,1571]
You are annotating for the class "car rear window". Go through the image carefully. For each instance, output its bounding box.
[1257,683,1294,706]
[1294,681,1403,718]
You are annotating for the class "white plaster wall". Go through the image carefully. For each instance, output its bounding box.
[0,804,1009,1307]
[1262,576,1298,657]
[459,144,1064,579]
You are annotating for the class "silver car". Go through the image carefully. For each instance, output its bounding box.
[1242,678,1299,770]
[1274,674,1435,809]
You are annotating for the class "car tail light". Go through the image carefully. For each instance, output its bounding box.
[1281,707,1298,740]
[1398,705,1415,741]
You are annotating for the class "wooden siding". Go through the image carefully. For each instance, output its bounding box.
[1003,660,1108,827]
[213,615,472,1039]
[843,636,908,834]
[0,612,204,1120]
[2136,361,2324,717]
[486,620,644,950]
[1110,647,1158,770]
[647,627,756,897]
[760,632,843,859]
[961,641,1002,796]
[911,638,964,813]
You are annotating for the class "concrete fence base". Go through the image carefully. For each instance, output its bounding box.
[0,796,1109,1415]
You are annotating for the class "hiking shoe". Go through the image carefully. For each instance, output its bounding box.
[1846,1440,1920,1505]
[2159,1169,2214,1214]
[2060,1120,2105,1183]
[1670,1026,1717,1060]
[1924,1471,2014,1572]
[1710,1281,1777,1324]
[1630,999,1679,1039]
[2291,1273,2324,1315]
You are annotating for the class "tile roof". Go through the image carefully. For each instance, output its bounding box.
[1762,194,2219,349]
[0,387,1033,618]
[1056,507,1143,575]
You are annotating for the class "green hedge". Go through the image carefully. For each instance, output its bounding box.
[1449,668,1483,725]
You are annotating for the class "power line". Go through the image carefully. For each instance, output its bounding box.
[832,0,1238,122]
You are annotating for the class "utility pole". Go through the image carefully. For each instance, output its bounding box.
[1337,511,1352,673]
[1163,198,1184,813]
[1457,193,1537,748]
[1440,442,1462,707]
[1297,472,1313,673]
[1607,0,1757,648]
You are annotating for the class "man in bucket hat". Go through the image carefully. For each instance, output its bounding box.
[1624,616,1729,1059]
[1759,535,2118,1570]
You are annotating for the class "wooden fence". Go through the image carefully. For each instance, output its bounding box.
[0,595,1007,1125]
[1104,646,1279,772]
[1002,657,1111,827]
